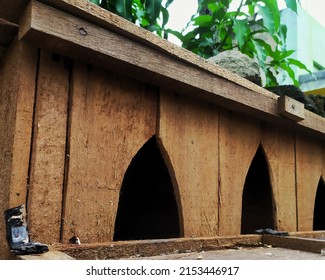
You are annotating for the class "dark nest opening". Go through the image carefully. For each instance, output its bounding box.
[241,145,274,234]
[313,177,325,230]
[113,136,180,241]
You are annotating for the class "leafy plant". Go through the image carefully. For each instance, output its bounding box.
[89,0,310,87]
[172,0,310,86]
[89,0,174,38]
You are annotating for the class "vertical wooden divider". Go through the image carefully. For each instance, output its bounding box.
[27,50,69,244]
[262,124,296,231]
[0,41,38,259]
[296,134,323,231]
[61,63,157,243]
[218,110,261,236]
[158,90,219,237]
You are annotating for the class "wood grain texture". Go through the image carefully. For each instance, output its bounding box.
[0,40,37,259]
[158,90,219,238]
[262,124,296,232]
[54,235,261,260]
[218,110,261,236]
[61,63,157,243]
[0,0,29,23]
[19,1,325,140]
[27,50,69,244]
[263,235,325,254]
[295,134,323,231]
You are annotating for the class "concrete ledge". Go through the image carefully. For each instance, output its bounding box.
[16,250,75,260]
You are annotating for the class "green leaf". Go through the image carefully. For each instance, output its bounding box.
[253,38,274,56]
[275,49,295,61]
[280,62,299,86]
[115,0,133,21]
[192,15,213,27]
[252,39,266,64]
[88,0,100,5]
[266,69,279,86]
[146,0,163,22]
[233,18,249,49]
[161,6,169,28]
[220,0,230,8]
[287,58,312,73]
[258,4,275,34]
[278,24,287,44]
[247,4,255,16]
[165,0,174,9]
[285,0,298,13]
[164,29,184,41]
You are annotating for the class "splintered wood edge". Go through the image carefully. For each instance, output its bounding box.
[18,0,325,139]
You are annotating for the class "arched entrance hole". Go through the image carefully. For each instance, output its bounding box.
[241,145,274,234]
[313,177,325,230]
[113,136,180,241]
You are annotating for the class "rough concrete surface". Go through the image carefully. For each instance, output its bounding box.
[128,246,325,260]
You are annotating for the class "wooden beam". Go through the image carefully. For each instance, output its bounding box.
[19,1,325,139]
[53,235,262,260]
[263,235,325,254]
[278,95,305,122]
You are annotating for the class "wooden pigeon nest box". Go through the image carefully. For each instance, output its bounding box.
[1,0,325,259]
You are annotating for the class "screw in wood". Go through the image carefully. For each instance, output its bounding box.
[79,27,87,36]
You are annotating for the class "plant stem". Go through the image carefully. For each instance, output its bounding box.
[217,0,244,52]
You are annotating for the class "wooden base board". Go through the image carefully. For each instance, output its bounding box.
[52,235,262,260]
[263,231,325,254]
[14,231,325,259]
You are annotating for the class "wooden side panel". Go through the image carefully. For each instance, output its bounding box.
[62,64,157,243]
[0,41,37,259]
[296,134,323,231]
[27,50,69,243]
[262,124,296,231]
[158,91,219,237]
[218,110,261,236]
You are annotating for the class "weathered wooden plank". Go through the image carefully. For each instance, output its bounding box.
[19,1,325,140]
[262,125,297,232]
[158,90,219,238]
[218,110,261,236]
[277,95,305,122]
[53,235,262,260]
[0,40,37,259]
[296,134,323,231]
[27,50,69,244]
[263,235,325,254]
[61,63,157,243]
